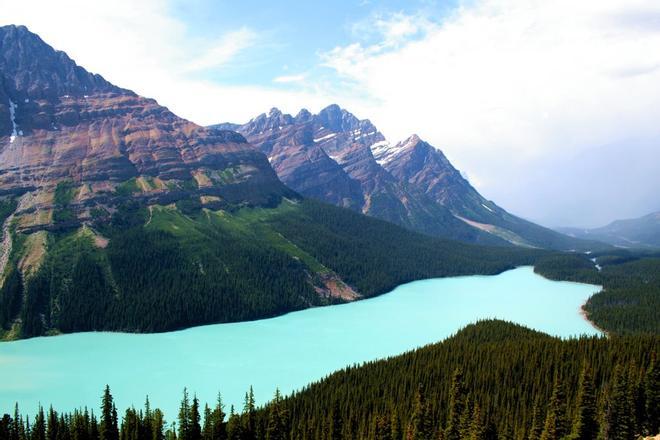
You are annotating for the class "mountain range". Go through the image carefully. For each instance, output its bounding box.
[558,210,660,248]
[214,107,598,250]
[0,25,547,340]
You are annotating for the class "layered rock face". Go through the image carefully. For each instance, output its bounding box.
[218,106,501,244]
[222,106,595,249]
[0,25,293,232]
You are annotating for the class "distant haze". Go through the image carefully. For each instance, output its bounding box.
[467,137,660,228]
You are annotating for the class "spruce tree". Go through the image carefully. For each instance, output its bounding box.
[32,407,46,440]
[539,377,568,440]
[527,398,544,440]
[241,388,256,440]
[100,386,119,440]
[374,414,391,440]
[225,407,240,440]
[266,389,287,440]
[570,366,598,440]
[605,366,635,440]
[46,408,58,440]
[645,355,659,436]
[444,370,466,440]
[189,397,201,440]
[408,385,431,440]
[151,410,165,440]
[329,401,342,440]
[177,389,190,440]
[469,403,486,440]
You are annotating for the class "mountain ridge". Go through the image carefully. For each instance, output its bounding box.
[558,210,660,248]
[215,106,603,251]
[0,24,545,341]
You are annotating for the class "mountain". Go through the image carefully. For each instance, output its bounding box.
[558,211,660,248]
[214,106,498,245]
[214,107,600,250]
[0,25,542,340]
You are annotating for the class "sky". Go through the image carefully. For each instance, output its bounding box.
[2,0,660,228]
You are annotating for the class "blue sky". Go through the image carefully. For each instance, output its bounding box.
[2,0,660,227]
[168,0,459,86]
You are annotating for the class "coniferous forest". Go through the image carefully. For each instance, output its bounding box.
[2,320,658,440]
[0,199,544,340]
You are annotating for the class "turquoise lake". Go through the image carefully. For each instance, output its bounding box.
[0,266,601,418]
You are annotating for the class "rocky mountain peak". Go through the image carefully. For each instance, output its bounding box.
[0,25,293,234]
[294,108,312,122]
[0,25,126,100]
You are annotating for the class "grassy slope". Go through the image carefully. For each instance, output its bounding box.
[1,199,546,340]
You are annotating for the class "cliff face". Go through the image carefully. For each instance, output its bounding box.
[217,105,499,244]
[222,106,600,250]
[0,25,294,233]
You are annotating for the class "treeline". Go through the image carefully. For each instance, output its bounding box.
[5,205,320,337]
[1,199,545,339]
[535,251,660,334]
[3,321,658,440]
[266,200,544,297]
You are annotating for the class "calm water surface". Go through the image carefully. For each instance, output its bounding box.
[0,267,600,417]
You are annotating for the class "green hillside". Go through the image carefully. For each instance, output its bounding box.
[0,199,543,340]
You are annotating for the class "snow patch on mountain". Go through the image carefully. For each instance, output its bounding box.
[313,132,337,143]
[8,99,19,143]
[482,203,495,213]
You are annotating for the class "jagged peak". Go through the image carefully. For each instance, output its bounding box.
[0,24,127,99]
[294,108,312,123]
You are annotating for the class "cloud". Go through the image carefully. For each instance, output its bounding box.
[321,0,660,226]
[184,27,257,72]
[0,0,296,122]
[273,74,307,84]
[2,0,659,226]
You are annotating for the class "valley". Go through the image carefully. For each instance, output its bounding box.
[0,266,600,418]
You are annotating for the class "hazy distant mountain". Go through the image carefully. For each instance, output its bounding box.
[558,211,660,248]
[216,106,600,250]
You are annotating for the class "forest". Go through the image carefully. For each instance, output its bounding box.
[0,199,544,339]
[534,249,660,334]
[1,320,658,440]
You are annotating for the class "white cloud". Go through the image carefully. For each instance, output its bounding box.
[0,0,316,125]
[184,27,257,72]
[2,0,659,226]
[273,74,307,84]
[321,0,660,226]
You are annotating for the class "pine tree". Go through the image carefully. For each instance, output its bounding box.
[151,410,165,440]
[469,403,486,440]
[374,414,392,440]
[645,354,659,436]
[225,407,240,440]
[189,397,201,440]
[570,366,598,440]
[266,389,287,440]
[605,365,635,440]
[527,398,544,440]
[540,377,568,440]
[390,407,401,440]
[46,408,58,440]
[329,401,342,440]
[241,388,256,440]
[177,389,191,440]
[408,385,431,440]
[444,370,466,440]
[100,386,119,440]
[32,407,46,440]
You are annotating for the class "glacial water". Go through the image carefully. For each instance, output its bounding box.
[0,266,601,418]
